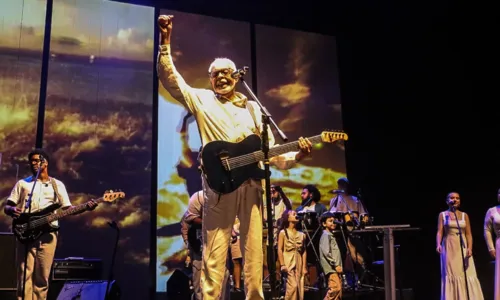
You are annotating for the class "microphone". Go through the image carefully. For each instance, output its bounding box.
[231,66,249,79]
[39,155,45,165]
[333,220,344,225]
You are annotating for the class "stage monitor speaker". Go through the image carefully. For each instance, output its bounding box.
[166,269,191,300]
[55,280,120,300]
[0,232,17,290]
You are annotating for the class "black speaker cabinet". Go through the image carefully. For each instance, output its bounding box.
[0,232,16,291]
[55,280,120,300]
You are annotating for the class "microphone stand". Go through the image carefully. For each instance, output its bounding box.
[336,218,358,298]
[329,194,340,212]
[451,206,470,300]
[21,163,43,300]
[336,195,360,297]
[356,189,371,226]
[237,67,287,300]
[105,220,120,300]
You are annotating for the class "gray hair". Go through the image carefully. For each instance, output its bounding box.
[208,58,236,73]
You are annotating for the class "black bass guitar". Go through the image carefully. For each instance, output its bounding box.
[200,131,348,194]
[12,190,125,243]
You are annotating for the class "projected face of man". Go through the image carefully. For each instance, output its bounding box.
[209,58,238,97]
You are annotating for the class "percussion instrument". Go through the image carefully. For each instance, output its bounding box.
[332,211,357,231]
[359,213,371,228]
[333,211,372,231]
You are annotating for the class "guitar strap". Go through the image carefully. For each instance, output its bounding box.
[50,177,63,206]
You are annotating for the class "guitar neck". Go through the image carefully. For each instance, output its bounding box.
[255,134,323,161]
[45,198,100,223]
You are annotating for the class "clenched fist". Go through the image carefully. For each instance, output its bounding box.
[158,15,174,44]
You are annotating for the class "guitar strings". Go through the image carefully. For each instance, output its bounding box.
[223,134,342,169]
[224,141,305,168]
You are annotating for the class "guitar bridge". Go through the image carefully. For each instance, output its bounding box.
[219,152,231,171]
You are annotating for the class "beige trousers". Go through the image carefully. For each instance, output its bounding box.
[201,177,264,300]
[324,273,342,300]
[284,269,304,300]
[16,232,57,300]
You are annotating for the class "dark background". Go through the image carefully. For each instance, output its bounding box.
[120,0,495,298]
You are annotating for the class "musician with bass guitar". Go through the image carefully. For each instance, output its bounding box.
[4,149,98,300]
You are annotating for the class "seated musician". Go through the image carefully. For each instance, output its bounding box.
[328,177,368,272]
[263,185,293,281]
[329,178,366,218]
[296,184,327,216]
[295,184,327,287]
[182,190,231,300]
[181,190,204,300]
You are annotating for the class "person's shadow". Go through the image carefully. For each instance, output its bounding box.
[157,112,202,239]
[175,112,202,196]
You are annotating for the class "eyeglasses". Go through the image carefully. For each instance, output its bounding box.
[209,68,232,78]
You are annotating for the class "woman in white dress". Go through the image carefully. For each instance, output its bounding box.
[436,192,484,300]
[484,188,500,300]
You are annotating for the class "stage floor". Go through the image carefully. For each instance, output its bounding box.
[229,288,414,300]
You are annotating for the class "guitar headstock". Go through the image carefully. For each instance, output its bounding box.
[321,130,348,143]
[102,189,126,202]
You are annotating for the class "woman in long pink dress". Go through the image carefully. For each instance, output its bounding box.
[436,192,484,300]
[484,188,500,300]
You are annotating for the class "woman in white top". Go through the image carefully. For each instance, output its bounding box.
[484,188,500,300]
[436,192,484,300]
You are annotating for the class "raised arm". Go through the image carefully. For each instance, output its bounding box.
[436,212,444,253]
[157,15,200,114]
[484,208,496,259]
[464,213,473,257]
